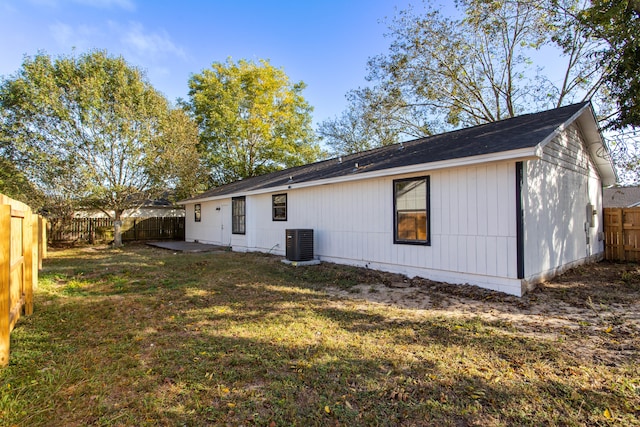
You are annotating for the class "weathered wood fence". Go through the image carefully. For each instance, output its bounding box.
[604,207,640,261]
[1,194,46,366]
[49,216,185,243]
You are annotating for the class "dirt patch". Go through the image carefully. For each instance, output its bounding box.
[324,261,640,367]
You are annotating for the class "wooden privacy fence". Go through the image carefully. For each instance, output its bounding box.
[604,207,640,261]
[49,216,185,243]
[1,193,47,366]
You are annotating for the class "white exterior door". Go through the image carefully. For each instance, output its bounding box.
[220,204,231,246]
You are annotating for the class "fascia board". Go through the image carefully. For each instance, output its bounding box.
[534,102,616,186]
[536,103,591,155]
[180,147,538,204]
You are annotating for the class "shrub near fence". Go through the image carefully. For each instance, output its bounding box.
[0,193,46,366]
[49,216,185,243]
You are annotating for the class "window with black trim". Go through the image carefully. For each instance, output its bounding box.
[232,196,246,234]
[194,204,201,222]
[394,176,430,245]
[272,194,287,221]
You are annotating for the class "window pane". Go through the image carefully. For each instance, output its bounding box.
[397,211,427,240]
[232,197,245,234]
[274,207,286,219]
[272,194,287,221]
[394,177,429,244]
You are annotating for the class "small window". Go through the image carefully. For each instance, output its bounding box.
[272,194,287,221]
[232,196,246,234]
[394,176,430,245]
[194,204,201,222]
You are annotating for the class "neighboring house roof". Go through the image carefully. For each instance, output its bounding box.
[603,186,640,207]
[181,102,615,203]
[143,197,179,207]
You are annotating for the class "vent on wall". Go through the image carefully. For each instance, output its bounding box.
[286,229,314,261]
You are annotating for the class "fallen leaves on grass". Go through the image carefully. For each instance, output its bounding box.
[0,246,638,426]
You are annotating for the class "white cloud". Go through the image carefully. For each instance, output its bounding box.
[23,0,135,10]
[49,21,100,50]
[115,21,186,60]
[24,0,61,7]
[49,22,73,45]
[0,1,19,13]
[47,20,186,67]
[73,0,135,11]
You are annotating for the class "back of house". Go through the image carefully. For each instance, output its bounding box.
[180,102,616,296]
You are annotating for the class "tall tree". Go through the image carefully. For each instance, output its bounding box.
[187,58,323,186]
[578,0,640,129]
[320,0,609,155]
[318,86,433,155]
[0,115,43,207]
[0,157,43,208]
[0,50,201,246]
[152,107,207,201]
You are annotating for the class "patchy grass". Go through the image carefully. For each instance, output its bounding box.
[1,244,638,426]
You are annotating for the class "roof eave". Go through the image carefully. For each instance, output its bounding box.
[179,147,539,204]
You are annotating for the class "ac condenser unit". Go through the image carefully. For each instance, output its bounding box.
[286,229,314,261]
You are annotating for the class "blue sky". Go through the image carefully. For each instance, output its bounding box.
[0,0,459,127]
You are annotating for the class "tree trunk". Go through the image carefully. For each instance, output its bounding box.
[113,210,123,247]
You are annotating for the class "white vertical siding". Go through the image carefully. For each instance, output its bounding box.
[522,123,604,286]
[185,143,607,297]
[182,120,607,297]
[205,162,520,295]
[184,198,233,247]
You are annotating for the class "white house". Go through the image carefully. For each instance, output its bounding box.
[180,102,616,296]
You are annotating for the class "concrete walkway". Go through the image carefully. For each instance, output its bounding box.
[146,241,229,253]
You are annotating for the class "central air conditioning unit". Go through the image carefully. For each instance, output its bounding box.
[286,229,314,261]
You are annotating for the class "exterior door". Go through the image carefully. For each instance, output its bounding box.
[219,204,231,246]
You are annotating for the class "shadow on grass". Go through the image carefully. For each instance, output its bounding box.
[2,247,637,426]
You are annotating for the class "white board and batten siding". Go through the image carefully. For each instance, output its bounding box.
[522,122,604,289]
[182,104,613,297]
[185,161,522,295]
[185,201,232,246]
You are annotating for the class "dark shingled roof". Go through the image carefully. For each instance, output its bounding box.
[603,186,640,207]
[183,102,590,202]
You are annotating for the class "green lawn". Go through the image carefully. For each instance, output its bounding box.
[1,244,638,426]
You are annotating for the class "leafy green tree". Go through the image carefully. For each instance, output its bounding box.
[187,58,323,185]
[607,130,640,184]
[320,0,610,155]
[152,107,207,201]
[578,0,640,129]
[0,50,201,246]
[0,115,43,207]
[0,157,43,208]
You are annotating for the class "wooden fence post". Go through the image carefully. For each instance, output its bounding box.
[31,215,39,292]
[0,205,11,366]
[23,210,33,316]
[38,216,47,269]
